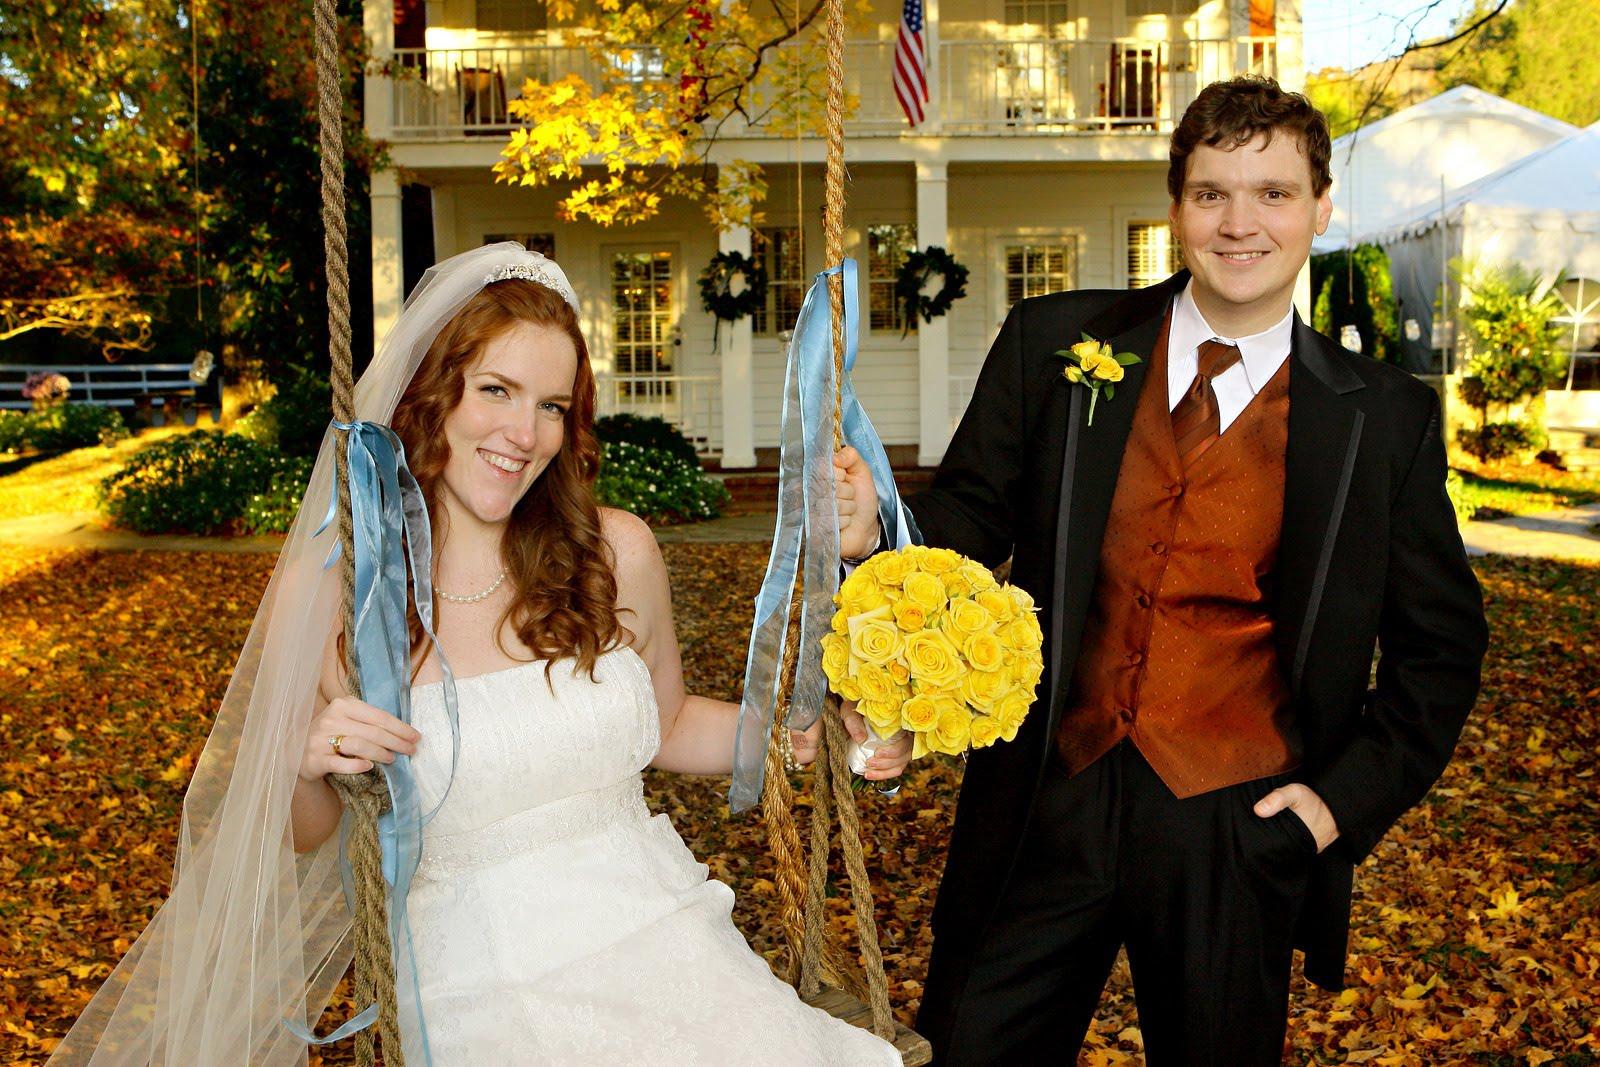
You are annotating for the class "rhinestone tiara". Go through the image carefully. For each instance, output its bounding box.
[483,259,581,314]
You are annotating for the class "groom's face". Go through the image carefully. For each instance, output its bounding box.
[1169,131,1332,335]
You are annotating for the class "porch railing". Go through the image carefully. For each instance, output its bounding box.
[387,37,1276,140]
[594,373,721,456]
[0,363,202,411]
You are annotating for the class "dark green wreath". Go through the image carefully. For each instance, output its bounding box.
[698,251,768,322]
[895,245,969,337]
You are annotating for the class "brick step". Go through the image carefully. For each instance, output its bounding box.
[711,468,937,510]
[1547,426,1600,451]
[1549,447,1600,471]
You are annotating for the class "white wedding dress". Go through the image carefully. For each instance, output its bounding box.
[404,645,902,1065]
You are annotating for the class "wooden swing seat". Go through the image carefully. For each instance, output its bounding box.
[806,987,933,1064]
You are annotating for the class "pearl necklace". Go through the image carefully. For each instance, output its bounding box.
[437,569,507,604]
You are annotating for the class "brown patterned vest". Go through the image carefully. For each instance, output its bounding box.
[1054,308,1298,798]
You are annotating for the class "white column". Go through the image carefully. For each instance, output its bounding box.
[431,186,458,260]
[718,225,758,468]
[923,0,942,134]
[1274,0,1305,91]
[362,0,394,140]
[371,169,405,350]
[916,161,951,467]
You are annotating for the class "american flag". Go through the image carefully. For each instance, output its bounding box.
[893,0,929,127]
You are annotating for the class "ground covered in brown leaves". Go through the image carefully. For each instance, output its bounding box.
[1,545,1595,1064]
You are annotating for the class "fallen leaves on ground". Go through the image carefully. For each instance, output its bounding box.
[0,546,1595,1065]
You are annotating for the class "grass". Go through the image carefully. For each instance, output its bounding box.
[1453,460,1600,521]
[0,427,194,523]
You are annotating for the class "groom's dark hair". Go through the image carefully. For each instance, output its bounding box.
[1168,76,1333,201]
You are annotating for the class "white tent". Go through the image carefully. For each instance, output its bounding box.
[1315,86,1576,258]
[1368,121,1600,373]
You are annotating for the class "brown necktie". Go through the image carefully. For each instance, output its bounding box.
[1171,338,1242,467]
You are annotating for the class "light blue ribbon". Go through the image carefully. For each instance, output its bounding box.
[286,421,460,1062]
[728,260,921,813]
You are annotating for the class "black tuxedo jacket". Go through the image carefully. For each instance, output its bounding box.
[905,272,1488,989]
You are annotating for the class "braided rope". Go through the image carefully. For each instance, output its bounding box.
[313,0,402,1060]
[823,0,846,451]
[761,703,807,984]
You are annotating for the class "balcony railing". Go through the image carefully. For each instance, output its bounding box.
[387,37,1276,140]
[595,373,721,456]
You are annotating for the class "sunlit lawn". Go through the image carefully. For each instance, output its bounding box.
[1454,461,1600,520]
[0,426,197,523]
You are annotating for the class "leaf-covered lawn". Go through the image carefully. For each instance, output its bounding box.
[1455,461,1600,520]
[0,428,194,524]
[1,546,1595,1064]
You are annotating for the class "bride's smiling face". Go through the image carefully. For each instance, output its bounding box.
[438,320,579,528]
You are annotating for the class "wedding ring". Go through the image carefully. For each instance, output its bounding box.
[328,734,346,757]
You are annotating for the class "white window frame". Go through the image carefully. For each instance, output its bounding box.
[988,228,1087,330]
[1115,207,1181,289]
[864,221,920,342]
[599,242,684,380]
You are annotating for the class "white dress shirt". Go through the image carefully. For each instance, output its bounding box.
[1167,282,1294,434]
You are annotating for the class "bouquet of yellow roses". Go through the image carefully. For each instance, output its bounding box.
[820,545,1045,762]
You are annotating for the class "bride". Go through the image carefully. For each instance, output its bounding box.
[51,244,908,1065]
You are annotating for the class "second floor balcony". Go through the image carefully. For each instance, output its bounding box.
[385,36,1278,144]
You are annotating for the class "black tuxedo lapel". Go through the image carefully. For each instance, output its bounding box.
[1046,274,1185,733]
[1277,315,1367,692]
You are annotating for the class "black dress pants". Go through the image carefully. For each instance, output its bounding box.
[918,741,1318,1066]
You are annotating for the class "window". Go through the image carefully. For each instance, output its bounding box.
[1554,277,1600,353]
[484,232,555,259]
[1004,0,1073,34]
[867,223,918,334]
[477,0,547,35]
[1004,241,1077,305]
[1126,222,1179,289]
[611,251,675,397]
[752,227,805,337]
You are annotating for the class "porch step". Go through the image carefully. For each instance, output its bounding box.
[1549,447,1600,472]
[1547,426,1600,451]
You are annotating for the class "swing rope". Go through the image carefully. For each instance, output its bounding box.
[314,0,405,1060]
[758,0,923,1053]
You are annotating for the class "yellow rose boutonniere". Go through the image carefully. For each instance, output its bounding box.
[1056,333,1143,427]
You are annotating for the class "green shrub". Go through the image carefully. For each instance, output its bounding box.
[1445,469,1474,525]
[233,366,331,456]
[1311,244,1398,361]
[0,411,26,453]
[594,414,701,467]
[595,440,729,525]
[240,454,316,534]
[25,403,130,451]
[99,431,285,534]
[1457,421,1547,462]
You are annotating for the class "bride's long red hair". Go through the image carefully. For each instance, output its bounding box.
[391,279,623,678]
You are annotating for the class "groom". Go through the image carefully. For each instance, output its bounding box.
[836,77,1487,1064]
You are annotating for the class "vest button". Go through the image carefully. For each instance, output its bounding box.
[1170,482,1186,499]
[1118,707,1135,724]
[1126,650,1144,666]
[1135,592,1152,608]
[1150,541,1168,556]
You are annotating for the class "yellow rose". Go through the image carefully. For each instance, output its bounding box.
[856,662,899,704]
[831,608,850,636]
[919,547,962,575]
[858,697,904,734]
[941,572,974,599]
[900,694,940,733]
[872,549,916,587]
[1082,350,1124,382]
[836,676,863,702]
[887,659,911,686]
[960,667,1010,712]
[893,599,928,633]
[993,688,1033,741]
[902,571,948,616]
[1002,614,1044,654]
[837,566,876,603]
[959,560,998,593]
[976,587,1015,624]
[1006,583,1036,614]
[1063,364,1085,384]
[1011,653,1044,690]
[944,599,994,641]
[964,630,1006,673]
[849,610,903,667]
[820,632,851,686]
[969,714,1003,749]
[1069,338,1104,361]
[903,629,965,690]
[840,584,889,617]
[928,704,973,755]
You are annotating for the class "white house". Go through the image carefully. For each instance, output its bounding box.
[363,0,1302,467]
